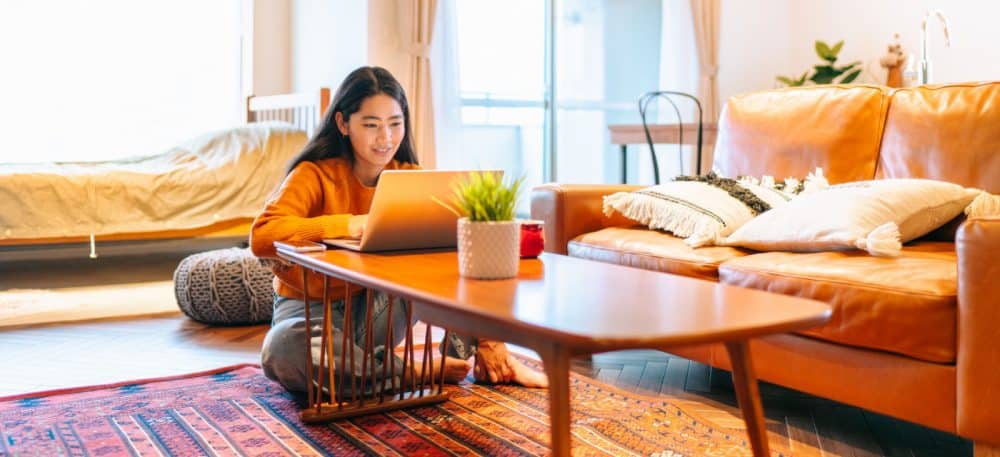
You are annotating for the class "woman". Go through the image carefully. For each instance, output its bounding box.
[250,66,547,395]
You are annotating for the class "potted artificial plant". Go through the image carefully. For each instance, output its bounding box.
[776,40,862,87]
[436,172,524,279]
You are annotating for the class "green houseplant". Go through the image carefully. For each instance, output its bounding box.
[435,172,525,279]
[777,40,862,87]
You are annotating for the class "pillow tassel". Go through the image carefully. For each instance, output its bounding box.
[855,222,901,257]
[802,167,829,194]
[685,232,717,248]
[602,193,625,217]
[964,191,1000,218]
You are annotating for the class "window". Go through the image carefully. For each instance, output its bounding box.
[436,0,546,217]
[0,0,244,164]
[554,0,665,184]
[438,0,690,213]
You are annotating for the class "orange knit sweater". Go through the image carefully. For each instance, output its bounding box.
[250,157,419,301]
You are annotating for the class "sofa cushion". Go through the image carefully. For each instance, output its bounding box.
[877,82,1000,194]
[568,227,751,281]
[713,85,888,184]
[719,242,957,363]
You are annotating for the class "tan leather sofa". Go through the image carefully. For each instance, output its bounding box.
[531,82,1000,450]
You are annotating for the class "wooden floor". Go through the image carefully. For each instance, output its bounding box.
[574,351,970,457]
[0,254,972,456]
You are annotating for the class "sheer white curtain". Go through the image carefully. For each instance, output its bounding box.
[690,0,721,122]
[635,0,699,179]
[430,0,462,170]
[399,0,439,168]
[369,0,443,168]
[659,0,699,102]
[0,0,243,164]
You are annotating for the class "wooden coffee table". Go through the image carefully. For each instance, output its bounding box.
[277,249,831,457]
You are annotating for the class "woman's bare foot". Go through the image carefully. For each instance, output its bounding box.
[508,356,548,388]
[439,356,472,383]
[473,355,548,387]
[410,355,470,385]
[472,339,548,388]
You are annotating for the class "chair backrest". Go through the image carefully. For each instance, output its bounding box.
[638,91,704,183]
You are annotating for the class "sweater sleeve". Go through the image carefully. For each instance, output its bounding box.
[250,162,352,259]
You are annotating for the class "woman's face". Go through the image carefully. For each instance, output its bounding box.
[336,93,405,170]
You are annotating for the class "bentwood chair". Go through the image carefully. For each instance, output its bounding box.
[637,91,705,184]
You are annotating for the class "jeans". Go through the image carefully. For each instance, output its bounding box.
[260,292,477,395]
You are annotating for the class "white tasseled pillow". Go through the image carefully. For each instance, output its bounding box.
[719,179,981,257]
[602,177,792,248]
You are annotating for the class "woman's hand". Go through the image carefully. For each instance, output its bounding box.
[474,339,514,384]
[347,215,368,239]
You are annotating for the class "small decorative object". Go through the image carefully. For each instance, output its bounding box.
[519,220,545,258]
[880,34,907,88]
[776,40,862,87]
[435,172,525,279]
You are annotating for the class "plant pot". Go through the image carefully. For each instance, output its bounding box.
[457,218,520,279]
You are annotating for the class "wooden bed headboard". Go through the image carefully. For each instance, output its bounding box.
[246,87,331,138]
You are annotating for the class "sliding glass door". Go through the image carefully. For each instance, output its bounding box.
[440,0,546,216]
[439,0,675,214]
[554,0,663,185]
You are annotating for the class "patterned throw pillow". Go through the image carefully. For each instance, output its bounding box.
[602,172,792,248]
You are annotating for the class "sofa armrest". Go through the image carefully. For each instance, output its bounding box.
[956,216,1000,445]
[530,183,641,254]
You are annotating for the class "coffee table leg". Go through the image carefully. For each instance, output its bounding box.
[725,340,770,457]
[538,344,572,457]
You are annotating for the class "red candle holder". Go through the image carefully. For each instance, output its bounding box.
[519,220,545,258]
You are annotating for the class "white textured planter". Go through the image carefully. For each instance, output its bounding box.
[457,218,520,279]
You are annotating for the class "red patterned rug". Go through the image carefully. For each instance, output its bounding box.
[0,361,772,456]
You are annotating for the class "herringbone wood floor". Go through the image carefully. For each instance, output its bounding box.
[0,255,972,456]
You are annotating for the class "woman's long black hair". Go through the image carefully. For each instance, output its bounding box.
[286,66,418,173]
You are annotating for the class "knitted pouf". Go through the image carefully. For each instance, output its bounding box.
[173,247,274,325]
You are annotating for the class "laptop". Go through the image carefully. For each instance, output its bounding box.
[323,169,501,252]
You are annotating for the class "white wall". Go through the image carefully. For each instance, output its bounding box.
[717,0,794,105]
[291,0,369,94]
[252,0,370,96]
[786,0,1000,86]
[717,0,1000,104]
[252,0,291,96]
